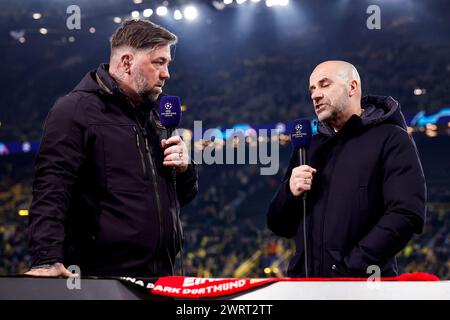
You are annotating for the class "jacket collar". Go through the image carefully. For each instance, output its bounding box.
[95,63,123,97]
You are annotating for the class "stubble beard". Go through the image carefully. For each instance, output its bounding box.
[133,69,160,102]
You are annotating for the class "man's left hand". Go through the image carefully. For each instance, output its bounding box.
[161,136,189,173]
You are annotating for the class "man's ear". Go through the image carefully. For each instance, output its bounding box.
[349,80,358,97]
[121,53,133,74]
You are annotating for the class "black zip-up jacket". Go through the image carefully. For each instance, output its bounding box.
[28,64,198,277]
[267,96,426,277]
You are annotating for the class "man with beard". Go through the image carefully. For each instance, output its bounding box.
[267,60,426,277]
[26,19,198,277]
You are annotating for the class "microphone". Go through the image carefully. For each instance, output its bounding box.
[159,95,182,137]
[290,119,313,199]
[290,118,312,278]
[158,95,184,276]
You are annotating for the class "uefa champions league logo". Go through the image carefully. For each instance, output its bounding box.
[291,122,307,141]
[164,102,172,110]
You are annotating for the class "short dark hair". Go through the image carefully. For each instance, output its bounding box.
[110,19,177,53]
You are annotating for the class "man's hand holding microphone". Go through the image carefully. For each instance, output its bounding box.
[289,165,317,197]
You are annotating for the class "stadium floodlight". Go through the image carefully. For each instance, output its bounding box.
[266,0,289,7]
[212,1,226,10]
[113,17,122,23]
[133,0,143,4]
[143,9,153,17]
[184,6,198,20]
[174,10,183,20]
[32,13,42,20]
[224,0,233,5]
[251,0,261,2]
[236,0,247,4]
[156,6,168,16]
[131,11,140,19]
[89,27,96,33]
[39,28,48,35]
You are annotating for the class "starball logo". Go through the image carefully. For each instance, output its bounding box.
[162,102,177,118]
[291,123,307,140]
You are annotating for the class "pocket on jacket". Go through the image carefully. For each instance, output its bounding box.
[358,186,369,215]
[99,124,148,191]
[328,249,350,277]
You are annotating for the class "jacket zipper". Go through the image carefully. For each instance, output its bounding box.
[320,141,341,275]
[133,126,148,178]
[141,126,164,258]
[126,93,165,272]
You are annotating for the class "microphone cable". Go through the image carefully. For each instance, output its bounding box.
[302,197,308,278]
[300,148,309,278]
[167,127,184,276]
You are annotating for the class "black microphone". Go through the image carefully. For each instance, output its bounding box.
[290,119,313,199]
[159,95,182,137]
[290,118,313,278]
[158,95,184,275]
[159,95,182,178]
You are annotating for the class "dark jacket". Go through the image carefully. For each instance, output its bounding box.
[28,64,198,277]
[267,96,426,277]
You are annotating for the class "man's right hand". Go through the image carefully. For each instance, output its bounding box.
[24,262,77,278]
[289,165,317,197]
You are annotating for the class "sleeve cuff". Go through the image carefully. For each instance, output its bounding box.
[30,245,63,267]
[284,179,301,201]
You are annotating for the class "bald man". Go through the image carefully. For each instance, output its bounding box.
[267,60,426,278]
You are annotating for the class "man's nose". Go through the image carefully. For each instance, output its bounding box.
[160,66,170,80]
[311,90,323,102]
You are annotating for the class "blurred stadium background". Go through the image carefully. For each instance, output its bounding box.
[0,0,449,279]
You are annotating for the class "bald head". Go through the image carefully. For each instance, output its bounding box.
[311,60,362,97]
[308,60,363,130]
